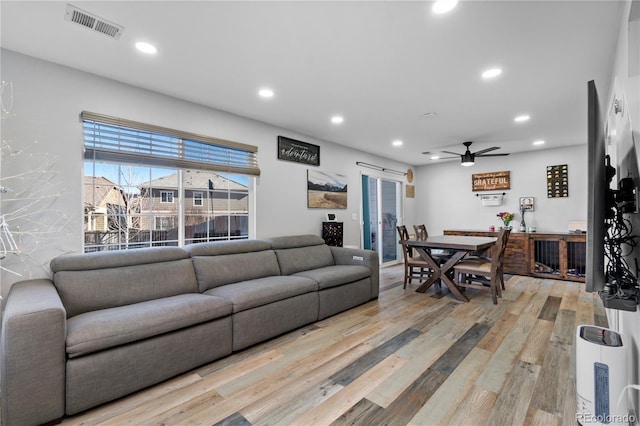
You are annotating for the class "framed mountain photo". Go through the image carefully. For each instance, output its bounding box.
[307,169,347,209]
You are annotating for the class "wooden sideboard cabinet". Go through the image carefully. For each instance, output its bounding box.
[443,229,586,282]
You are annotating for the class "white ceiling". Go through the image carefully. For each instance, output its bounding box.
[0,1,624,166]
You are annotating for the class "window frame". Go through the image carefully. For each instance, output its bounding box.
[160,191,174,204]
[82,113,257,252]
[193,191,203,207]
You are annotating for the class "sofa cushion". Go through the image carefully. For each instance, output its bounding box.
[273,245,335,275]
[50,246,189,272]
[267,234,326,250]
[186,239,272,256]
[52,247,199,318]
[66,294,232,358]
[191,250,281,292]
[204,276,317,313]
[293,265,371,290]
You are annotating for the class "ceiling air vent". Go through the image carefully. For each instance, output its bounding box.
[64,4,124,40]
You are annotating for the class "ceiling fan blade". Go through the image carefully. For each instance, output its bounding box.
[476,153,510,157]
[422,152,459,159]
[441,150,462,156]
[473,146,500,156]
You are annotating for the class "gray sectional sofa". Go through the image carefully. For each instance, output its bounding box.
[1,235,378,426]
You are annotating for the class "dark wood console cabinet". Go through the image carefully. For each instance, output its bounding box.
[443,229,586,282]
[322,221,344,247]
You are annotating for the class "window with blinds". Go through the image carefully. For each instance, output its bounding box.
[81,111,260,176]
[82,112,254,252]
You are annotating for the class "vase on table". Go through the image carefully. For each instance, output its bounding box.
[519,209,526,232]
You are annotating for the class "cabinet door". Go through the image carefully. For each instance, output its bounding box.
[565,236,586,280]
[530,235,586,282]
[531,238,561,278]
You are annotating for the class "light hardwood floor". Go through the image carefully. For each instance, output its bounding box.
[60,264,607,426]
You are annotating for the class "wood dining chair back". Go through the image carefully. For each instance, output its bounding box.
[453,228,511,304]
[414,224,453,262]
[413,224,428,240]
[397,225,430,289]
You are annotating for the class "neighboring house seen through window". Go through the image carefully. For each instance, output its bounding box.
[82,112,258,252]
[193,191,203,206]
[160,191,174,203]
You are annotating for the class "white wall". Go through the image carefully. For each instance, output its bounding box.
[605,0,640,416]
[0,49,415,297]
[413,145,587,234]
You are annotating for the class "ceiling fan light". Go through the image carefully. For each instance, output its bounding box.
[461,152,475,166]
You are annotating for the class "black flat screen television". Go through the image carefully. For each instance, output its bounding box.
[586,80,607,293]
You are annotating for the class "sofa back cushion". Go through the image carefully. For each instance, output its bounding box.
[192,251,281,292]
[51,247,197,318]
[267,235,335,275]
[186,239,272,257]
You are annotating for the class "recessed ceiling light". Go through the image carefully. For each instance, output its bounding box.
[514,114,530,123]
[432,0,458,14]
[258,88,274,98]
[135,41,157,55]
[481,68,502,79]
[533,140,545,146]
[331,116,344,124]
[430,155,440,160]
[392,140,403,147]
[422,112,438,118]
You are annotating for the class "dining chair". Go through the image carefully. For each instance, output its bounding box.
[397,225,431,289]
[453,228,511,304]
[413,224,453,261]
[413,224,428,240]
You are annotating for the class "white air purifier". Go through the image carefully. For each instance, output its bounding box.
[576,325,629,425]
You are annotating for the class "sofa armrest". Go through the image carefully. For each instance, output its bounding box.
[1,279,67,426]
[329,247,380,299]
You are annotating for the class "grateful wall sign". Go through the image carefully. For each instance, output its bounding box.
[472,171,511,191]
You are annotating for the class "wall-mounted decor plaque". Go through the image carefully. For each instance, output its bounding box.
[547,164,568,198]
[406,185,415,198]
[520,197,535,211]
[472,171,510,191]
[277,136,320,166]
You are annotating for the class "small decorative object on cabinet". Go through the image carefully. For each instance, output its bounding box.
[322,221,343,247]
[519,208,527,232]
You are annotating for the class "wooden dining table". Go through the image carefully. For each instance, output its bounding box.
[400,235,497,302]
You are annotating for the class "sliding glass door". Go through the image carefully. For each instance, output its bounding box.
[362,175,401,264]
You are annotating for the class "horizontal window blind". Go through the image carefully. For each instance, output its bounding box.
[81,111,260,176]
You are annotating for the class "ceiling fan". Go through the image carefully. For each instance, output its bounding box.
[425,141,509,166]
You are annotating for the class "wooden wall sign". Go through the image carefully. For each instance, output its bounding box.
[406,185,415,198]
[472,171,511,192]
[277,136,320,166]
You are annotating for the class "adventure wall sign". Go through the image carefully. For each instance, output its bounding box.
[472,171,511,191]
[277,136,320,166]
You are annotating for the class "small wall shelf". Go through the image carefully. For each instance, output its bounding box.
[475,192,506,206]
